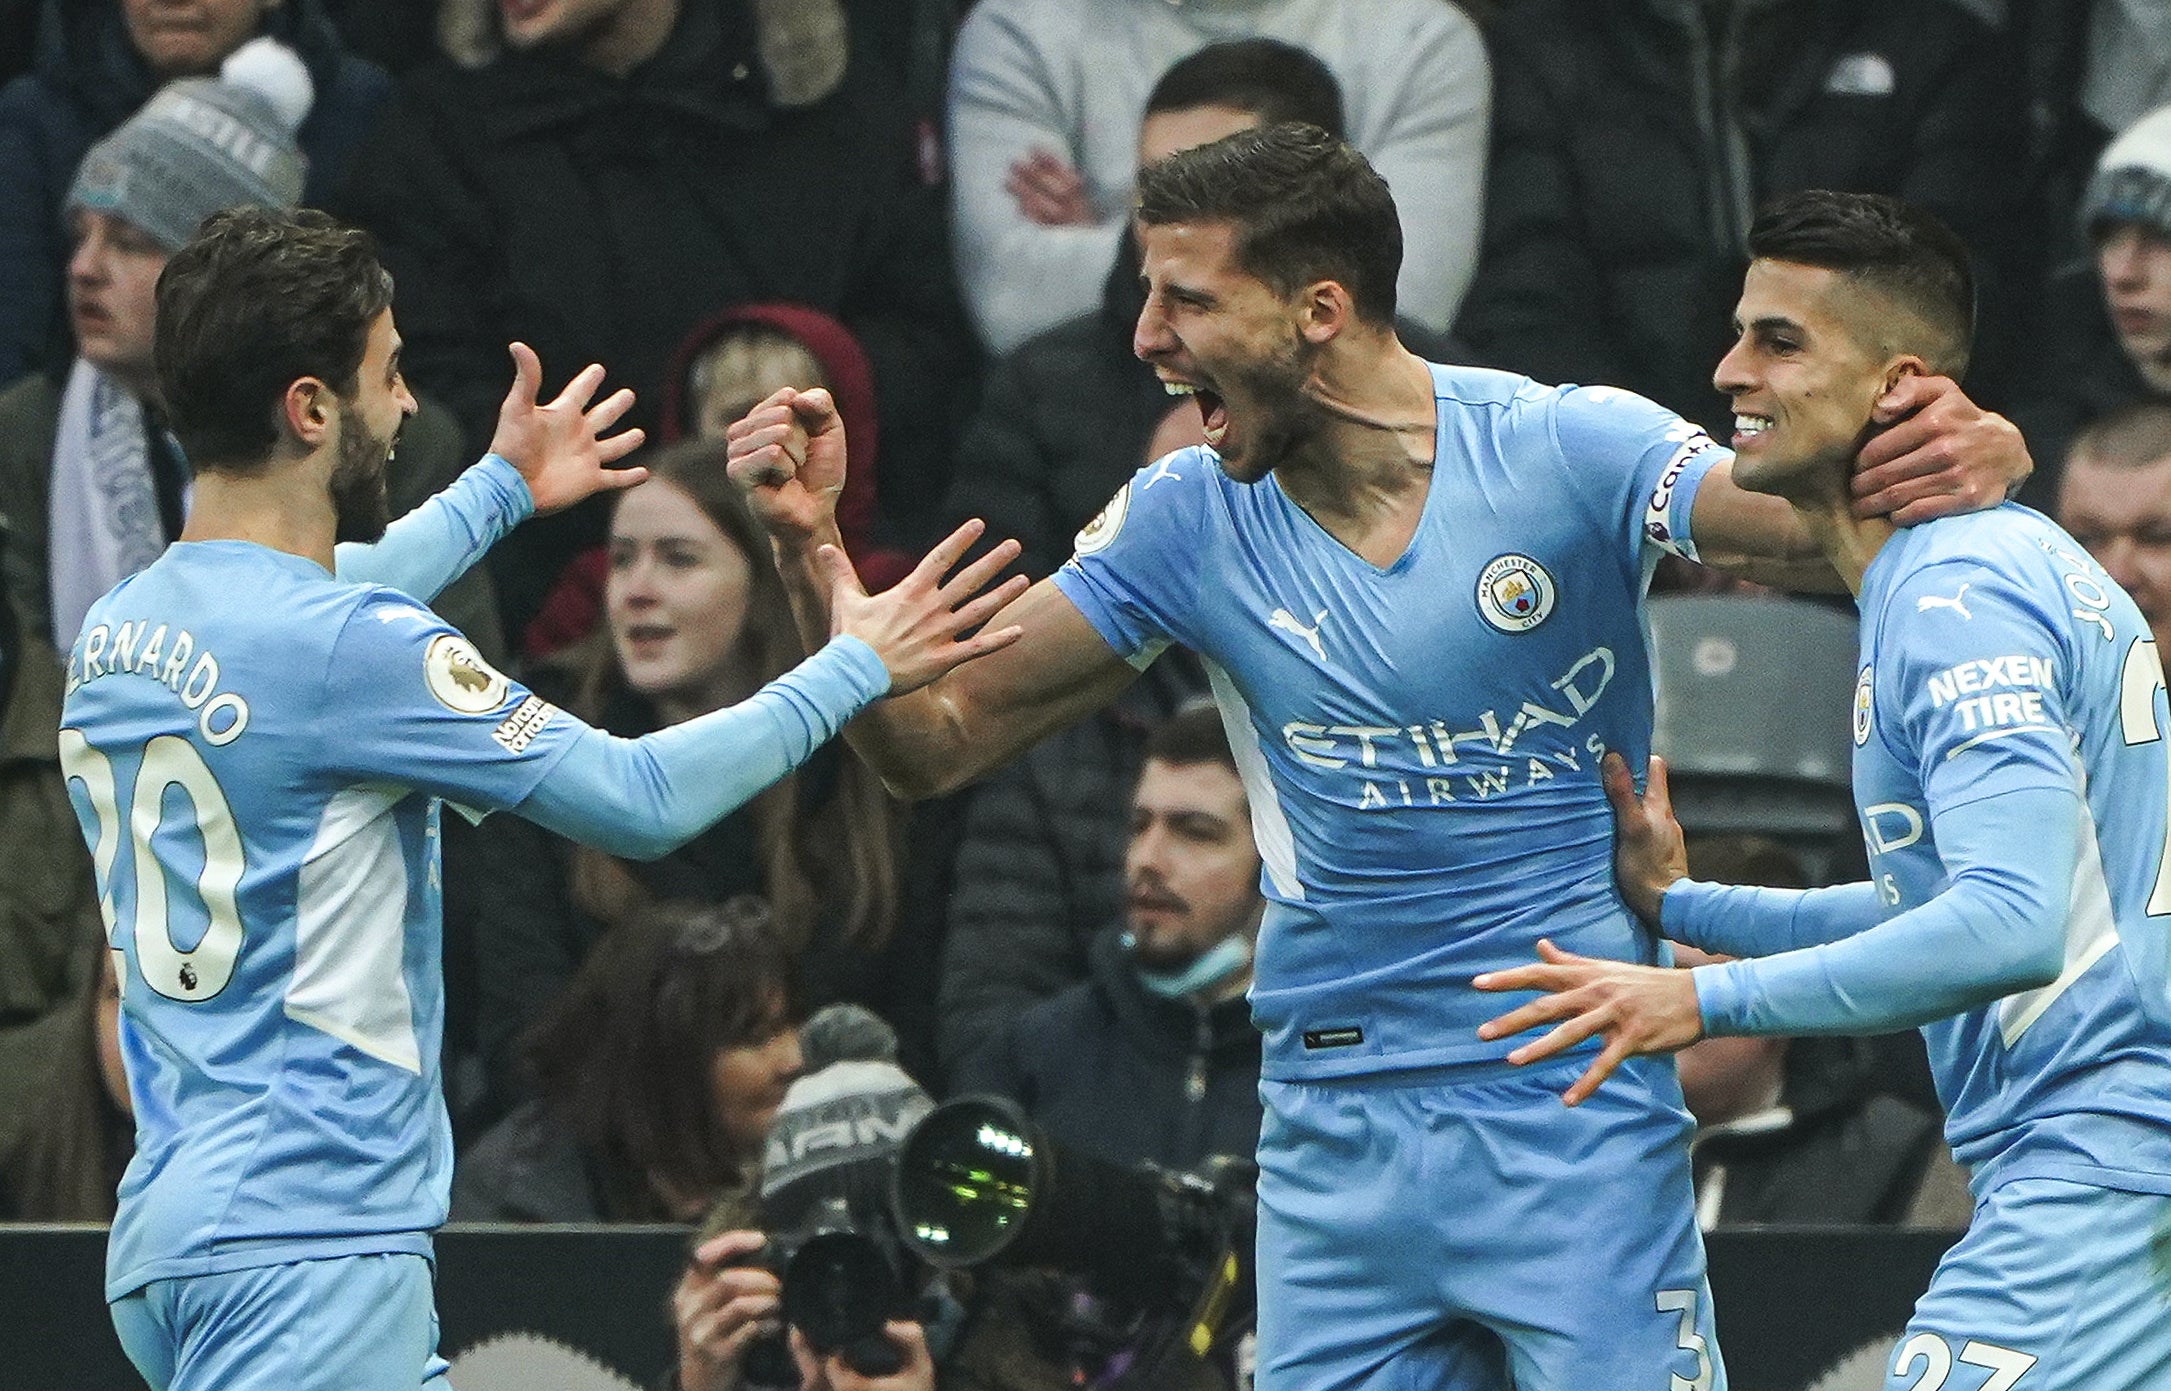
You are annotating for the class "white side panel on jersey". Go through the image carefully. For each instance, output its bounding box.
[1205,660,1304,901]
[1999,796,2120,1047]
[287,784,422,1072]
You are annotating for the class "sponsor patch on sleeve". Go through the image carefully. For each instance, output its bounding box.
[492,694,557,753]
[1643,433,1716,562]
[1073,480,1133,558]
[424,633,512,715]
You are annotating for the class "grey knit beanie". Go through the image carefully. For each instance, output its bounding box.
[2082,104,2171,241]
[67,37,313,253]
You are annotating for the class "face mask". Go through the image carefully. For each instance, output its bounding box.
[1125,932,1252,1000]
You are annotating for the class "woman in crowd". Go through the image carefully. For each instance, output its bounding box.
[455,437,912,1129]
[451,896,804,1223]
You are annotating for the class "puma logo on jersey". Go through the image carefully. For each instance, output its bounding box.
[1916,584,1972,620]
[1269,608,1329,661]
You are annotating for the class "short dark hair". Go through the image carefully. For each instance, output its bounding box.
[1144,699,1238,776]
[1744,190,1976,378]
[1145,39,1344,139]
[1136,122,1400,325]
[154,206,394,471]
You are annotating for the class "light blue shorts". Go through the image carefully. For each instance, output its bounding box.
[1255,1053,1722,1391]
[111,1251,452,1391]
[1882,1177,2171,1390]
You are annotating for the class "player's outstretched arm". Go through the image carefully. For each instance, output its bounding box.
[515,520,1032,858]
[728,386,1138,800]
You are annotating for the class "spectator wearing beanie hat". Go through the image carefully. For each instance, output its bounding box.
[0,0,391,387]
[2014,104,2171,506]
[0,40,506,667]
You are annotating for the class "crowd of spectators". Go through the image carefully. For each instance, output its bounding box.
[8,0,2171,1381]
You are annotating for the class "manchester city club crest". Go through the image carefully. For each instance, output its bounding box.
[1853,663,1875,745]
[1475,554,1557,633]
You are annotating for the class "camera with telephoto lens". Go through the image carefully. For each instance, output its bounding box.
[728,1194,921,1384]
[889,1095,1258,1390]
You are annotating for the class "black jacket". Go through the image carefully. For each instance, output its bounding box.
[934,655,1205,1075]
[1456,0,2029,434]
[1694,1036,1945,1227]
[949,926,1262,1174]
[332,0,974,632]
[0,0,391,384]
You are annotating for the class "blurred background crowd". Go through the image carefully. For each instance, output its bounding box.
[3,0,2169,1385]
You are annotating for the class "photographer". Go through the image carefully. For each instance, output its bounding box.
[671,1008,944,1391]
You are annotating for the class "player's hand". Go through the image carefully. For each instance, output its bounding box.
[789,1323,935,1391]
[824,520,1028,695]
[487,342,648,514]
[1852,375,2031,525]
[1602,752,1688,927]
[673,1230,783,1391]
[1473,940,1705,1106]
[1006,148,1093,226]
[726,386,846,546]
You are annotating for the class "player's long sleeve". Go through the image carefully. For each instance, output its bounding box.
[1660,879,1886,957]
[333,454,532,602]
[1694,783,2079,1038]
[516,636,890,860]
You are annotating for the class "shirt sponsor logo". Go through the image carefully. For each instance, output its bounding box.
[425,633,511,715]
[1924,654,2058,740]
[1476,553,1557,633]
[492,695,556,754]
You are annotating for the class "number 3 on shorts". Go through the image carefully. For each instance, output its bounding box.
[61,729,247,1002]
[1656,1288,1713,1391]
[1892,1333,2037,1391]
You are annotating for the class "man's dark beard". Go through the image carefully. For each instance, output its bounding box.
[330,414,393,544]
[1220,336,1326,481]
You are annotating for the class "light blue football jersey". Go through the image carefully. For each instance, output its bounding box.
[1851,507,2171,1191]
[60,540,582,1299]
[1052,363,1720,1080]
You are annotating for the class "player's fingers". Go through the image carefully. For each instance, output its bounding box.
[1473,985,1583,1040]
[947,575,1032,634]
[1645,755,1674,817]
[1471,962,1576,997]
[1852,468,1955,522]
[1853,409,1947,483]
[938,535,1023,603]
[818,544,868,603]
[788,386,837,428]
[724,392,796,443]
[1534,938,1599,966]
[1562,1038,1634,1107]
[546,362,607,417]
[585,385,638,434]
[596,427,648,468]
[1506,1008,1608,1068]
[1599,750,1637,818]
[960,623,1027,660]
[910,519,989,588]
[728,445,795,490]
[506,341,542,405]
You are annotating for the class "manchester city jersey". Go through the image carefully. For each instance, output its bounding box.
[60,541,581,1299]
[1852,506,2171,1191]
[1053,363,1721,1079]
